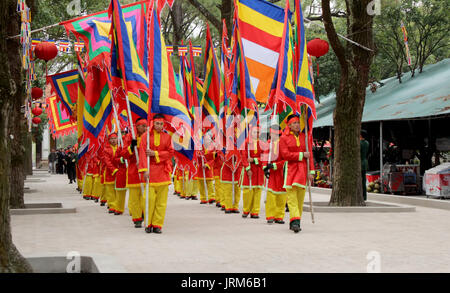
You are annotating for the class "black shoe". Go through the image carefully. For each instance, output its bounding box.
[200,201,207,204]
[250,215,259,219]
[134,221,142,228]
[152,227,162,234]
[114,211,122,215]
[242,213,249,218]
[145,227,152,233]
[216,202,221,208]
[289,220,301,233]
[69,181,73,184]
[209,200,215,204]
[232,210,240,214]
[267,219,274,224]
[108,210,115,214]
[94,198,99,203]
[225,210,232,214]
[275,220,285,224]
[191,196,198,200]
[100,202,106,206]
[221,206,226,211]
[185,196,190,200]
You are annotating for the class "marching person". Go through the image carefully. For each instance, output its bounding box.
[103,132,120,214]
[279,114,315,233]
[82,155,96,200]
[213,149,224,208]
[220,134,242,214]
[120,117,147,228]
[90,153,102,203]
[111,128,130,215]
[240,126,265,219]
[263,124,287,224]
[65,147,77,184]
[139,114,174,234]
[48,149,57,174]
[195,130,215,204]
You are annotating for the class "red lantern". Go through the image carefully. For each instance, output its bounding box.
[307,38,329,58]
[34,42,58,62]
[32,117,42,124]
[306,38,329,77]
[31,87,43,100]
[32,107,43,116]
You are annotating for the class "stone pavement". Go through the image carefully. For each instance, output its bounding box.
[11,171,450,273]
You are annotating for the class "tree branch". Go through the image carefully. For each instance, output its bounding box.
[321,0,348,71]
[186,0,221,32]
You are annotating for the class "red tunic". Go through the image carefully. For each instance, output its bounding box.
[195,148,215,180]
[263,139,286,193]
[220,150,242,184]
[213,151,224,179]
[279,131,315,189]
[115,134,131,190]
[239,139,266,188]
[102,144,119,185]
[120,133,145,187]
[138,129,174,186]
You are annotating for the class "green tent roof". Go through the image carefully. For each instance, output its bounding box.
[314,59,450,127]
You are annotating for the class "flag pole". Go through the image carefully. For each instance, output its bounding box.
[303,105,315,224]
[263,103,277,202]
[145,126,150,229]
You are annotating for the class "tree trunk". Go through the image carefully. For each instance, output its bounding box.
[220,0,233,38]
[186,0,221,32]
[0,0,33,273]
[322,0,375,206]
[9,116,26,209]
[170,0,183,55]
[23,128,33,176]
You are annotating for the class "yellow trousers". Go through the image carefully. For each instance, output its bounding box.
[77,177,83,192]
[265,191,287,221]
[128,186,144,222]
[222,183,240,211]
[82,175,94,198]
[143,184,169,229]
[104,184,117,211]
[286,186,306,222]
[214,179,222,205]
[92,176,104,200]
[198,179,214,203]
[186,179,198,198]
[112,189,127,213]
[174,177,181,194]
[242,188,262,216]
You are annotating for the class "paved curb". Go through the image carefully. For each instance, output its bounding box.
[303,200,416,213]
[311,187,450,211]
[10,202,76,215]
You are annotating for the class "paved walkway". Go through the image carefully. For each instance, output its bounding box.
[11,171,450,273]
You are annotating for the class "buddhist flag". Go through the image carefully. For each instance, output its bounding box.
[236,0,286,103]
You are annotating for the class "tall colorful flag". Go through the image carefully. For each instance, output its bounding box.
[82,66,113,152]
[109,0,149,125]
[294,0,316,121]
[201,23,221,133]
[46,95,77,139]
[267,0,296,114]
[61,0,149,67]
[148,4,195,171]
[46,69,79,118]
[229,12,258,149]
[236,0,286,103]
